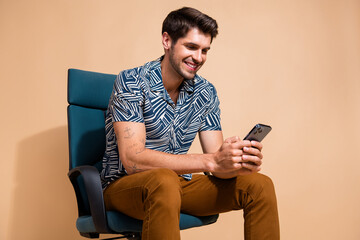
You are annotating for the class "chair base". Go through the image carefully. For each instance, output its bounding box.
[80,232,99,238]
[101,233,141,240]
[80,232,141,240]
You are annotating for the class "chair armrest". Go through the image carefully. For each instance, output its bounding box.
[68,165,111,233]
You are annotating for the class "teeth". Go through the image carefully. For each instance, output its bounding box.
[186,62,197,68]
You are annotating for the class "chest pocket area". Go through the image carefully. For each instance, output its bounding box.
[180,116,203,143]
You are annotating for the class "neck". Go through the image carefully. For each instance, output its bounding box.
[161,55,183,93]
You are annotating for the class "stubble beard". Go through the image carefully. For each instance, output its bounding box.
[168,48,196,80]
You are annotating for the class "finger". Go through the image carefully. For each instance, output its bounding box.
[231,140,251,150]
[229,156,248,171]
[234,162,244,168]
[241,162,262,172]
[232,161,244,170]
[231,156,243,163]
[229,149,243,157]
[241,155,263,166]
[243,147,263,159]
[250,141,263,151]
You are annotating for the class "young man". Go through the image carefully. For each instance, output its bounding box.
[101,7,280,240]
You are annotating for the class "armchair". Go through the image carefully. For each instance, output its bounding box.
[67,68,219,239]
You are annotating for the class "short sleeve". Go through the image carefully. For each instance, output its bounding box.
[199,84,222,131]
[109,69,144,123]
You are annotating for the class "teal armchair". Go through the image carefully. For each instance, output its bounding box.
[67,69,219,239]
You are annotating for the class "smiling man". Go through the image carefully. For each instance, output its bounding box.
[101,7,279,240]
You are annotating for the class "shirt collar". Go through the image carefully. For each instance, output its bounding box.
[147,56,195,94]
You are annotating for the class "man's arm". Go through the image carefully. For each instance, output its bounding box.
[114,121,251,175]
[198,130,264,179]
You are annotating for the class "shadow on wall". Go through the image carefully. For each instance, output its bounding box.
[8,126,80,240]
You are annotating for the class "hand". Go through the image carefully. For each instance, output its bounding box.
[212,136,249,172]
[211,137,263,178]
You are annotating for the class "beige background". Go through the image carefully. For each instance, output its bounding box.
[1,0,359,239]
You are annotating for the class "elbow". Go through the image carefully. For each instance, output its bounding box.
[121,155,141,175]
[119,145,147,175]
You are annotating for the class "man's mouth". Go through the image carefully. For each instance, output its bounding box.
[184,61,199,71]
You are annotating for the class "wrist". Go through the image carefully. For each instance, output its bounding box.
[203,153,216,172]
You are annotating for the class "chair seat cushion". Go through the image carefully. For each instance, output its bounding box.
[76,211,219,234]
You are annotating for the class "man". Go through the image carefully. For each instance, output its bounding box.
[101,7,279,240]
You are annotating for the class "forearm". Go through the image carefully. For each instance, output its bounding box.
[115,122,216,175]
[121,147,214,175]
[114,122,258,177]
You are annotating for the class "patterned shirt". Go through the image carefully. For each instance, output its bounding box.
[100,56,221,189]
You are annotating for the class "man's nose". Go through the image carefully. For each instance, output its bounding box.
[192,50,202,63]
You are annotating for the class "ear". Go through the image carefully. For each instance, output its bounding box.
[162,32,172,50]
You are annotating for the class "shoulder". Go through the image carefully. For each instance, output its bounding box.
[116,66,143,87]
[114,60,155,94]
[116,58,161,85]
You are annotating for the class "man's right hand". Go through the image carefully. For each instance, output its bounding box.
[211,136,263,179]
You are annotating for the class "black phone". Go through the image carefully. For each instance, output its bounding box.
[243,123,272,142]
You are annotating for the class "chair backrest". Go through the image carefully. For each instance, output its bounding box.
[67,69,116,171]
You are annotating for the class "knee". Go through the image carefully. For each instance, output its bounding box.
[241,173,276,200]
[254,173,275,189]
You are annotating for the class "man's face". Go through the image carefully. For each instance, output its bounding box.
[167,28,212,80]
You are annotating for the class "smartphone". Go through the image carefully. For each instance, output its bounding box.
[243,124,272,142]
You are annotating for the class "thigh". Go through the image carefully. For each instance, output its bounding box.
[103,171,152,220]
[103,168,181,220]
[180,173,267,216]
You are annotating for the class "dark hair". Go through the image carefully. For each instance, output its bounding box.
[162,7,218,44]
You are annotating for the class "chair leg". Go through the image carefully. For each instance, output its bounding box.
[126,233,141,240]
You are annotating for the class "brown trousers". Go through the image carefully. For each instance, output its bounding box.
[104,168,280,240]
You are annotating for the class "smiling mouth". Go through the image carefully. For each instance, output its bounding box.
[184,61,200,71]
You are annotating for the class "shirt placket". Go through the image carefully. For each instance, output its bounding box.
[169,90,186,153]
[168,103,177,153]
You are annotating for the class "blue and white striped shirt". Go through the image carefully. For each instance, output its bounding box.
[101,56,221,189]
